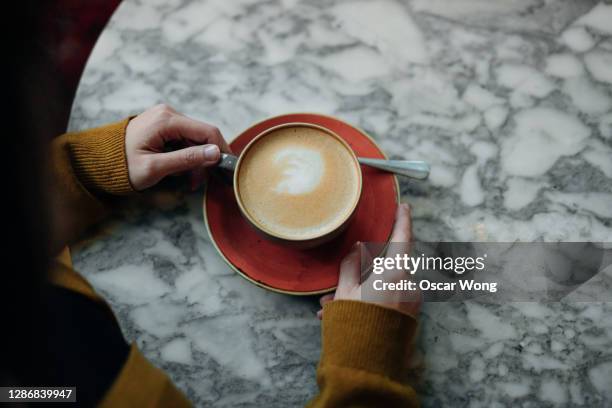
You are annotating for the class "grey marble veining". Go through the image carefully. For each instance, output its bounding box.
[69,1,612,406]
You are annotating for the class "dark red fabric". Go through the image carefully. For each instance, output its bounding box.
[205,114,398,294]
[37,1,121,134]
[42,0,120,88]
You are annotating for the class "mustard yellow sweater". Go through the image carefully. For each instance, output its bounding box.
[50,119,419,407]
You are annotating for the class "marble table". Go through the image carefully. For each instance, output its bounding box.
[69,0,612,406]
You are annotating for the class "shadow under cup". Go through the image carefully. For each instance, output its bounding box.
[233,123,363,249]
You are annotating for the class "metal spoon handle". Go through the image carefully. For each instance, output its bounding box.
[357,158,430,180]
[217,153,431,180]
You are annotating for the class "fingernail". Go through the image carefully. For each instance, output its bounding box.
[203,144,220,161]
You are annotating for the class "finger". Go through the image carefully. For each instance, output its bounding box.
[153,144,220,178]
[361,242,375,271]
[316,309,323,320]
[366,204,413,285]
[319,293,334,307]
[183,139,209,191]
[387,203,413,259]
[338,242,362,290]
[166,115,232,153]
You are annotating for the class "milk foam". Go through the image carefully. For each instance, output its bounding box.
[237,125,360,240]
[273,148,324,195]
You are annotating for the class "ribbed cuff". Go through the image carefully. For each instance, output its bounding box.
[68,118,134,195]
[321,300,417,382]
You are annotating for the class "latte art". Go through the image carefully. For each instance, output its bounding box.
[237,125,361,240]
[273,148,324,195]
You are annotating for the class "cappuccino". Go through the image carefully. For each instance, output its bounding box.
[237,125,361,240]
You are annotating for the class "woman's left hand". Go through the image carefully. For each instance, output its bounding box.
[125,104,232,191]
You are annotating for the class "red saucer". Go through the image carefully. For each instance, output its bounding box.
[203,113,398,295]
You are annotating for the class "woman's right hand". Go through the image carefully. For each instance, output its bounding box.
[317,203,422,318]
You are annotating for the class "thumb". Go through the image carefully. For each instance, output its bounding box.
[154,144,220,177]
[337,242,362,291]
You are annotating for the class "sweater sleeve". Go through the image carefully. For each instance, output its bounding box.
[308,300,419,408]
[49,119,134,252]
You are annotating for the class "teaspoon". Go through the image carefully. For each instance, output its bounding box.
[217,154,430,180]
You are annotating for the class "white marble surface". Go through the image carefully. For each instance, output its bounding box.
[69,0,612,406]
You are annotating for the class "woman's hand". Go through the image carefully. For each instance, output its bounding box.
[317,203,422,318]
[125,104,231,191]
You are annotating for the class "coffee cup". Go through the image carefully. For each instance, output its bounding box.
[217,123,362,248]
